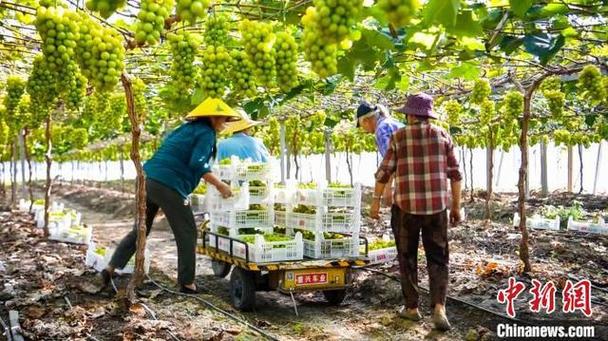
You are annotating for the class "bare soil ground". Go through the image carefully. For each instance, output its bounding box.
[1,184,607,340]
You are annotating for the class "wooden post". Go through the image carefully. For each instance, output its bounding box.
[120,150,125,192]
[280,121,286,183]
[485,141,494,220]
[540,140,548,197]
[43,113,52,237]
[11,141,17,207]
[469,148,474,202]
[122,73,147,303]
[324,128,331,183]
[18,129,27,198]
[578,144,584,194]
[23,129,34,212]
[567,146,573,192]
[593,141,602,195]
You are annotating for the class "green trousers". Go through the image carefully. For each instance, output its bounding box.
[109,178,197,285]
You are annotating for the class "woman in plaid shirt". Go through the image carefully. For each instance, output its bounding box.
[370,93,462,331]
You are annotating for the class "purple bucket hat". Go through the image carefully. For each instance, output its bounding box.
[396,93,437,119]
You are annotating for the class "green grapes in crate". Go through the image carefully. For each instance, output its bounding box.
[240,233,292,249]
[219,158,232,165]
[193,182,207,194]
[274,203,286,212]
[368,239,396,251]
[292,204,316,214]
[217,226,229,236]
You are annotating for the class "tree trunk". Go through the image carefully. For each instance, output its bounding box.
[43,114,53,237]
[294,153,299,181]
[324,129,331,183]
[578,144,583,194]
[279,122,286,184]
[517,89,533,274]
[567,146,573,192]
[0,161,5,200]
[461,148,468,192]
[11,141,17,207]
[485,137,494,220]
[19,129,27,200]
[345,149,353,187]
[122,73,147,303]
[593,142,602,195]
[23,129,34,212]
[469,148,474,202]
[540,141,548,197]
[120,150,125,192]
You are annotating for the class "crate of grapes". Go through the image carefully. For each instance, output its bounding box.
[274,204,287,226]
[206,232,303,263]
[248,180,273,204]
[210,204,274,229]
[273,183,293,204]
[288,228,359,259]
[49,224,92,245]
[207,182,250,211]
[366,239,398,265]
[287,205,360,234]
[86,243,151,274]
[294,182,362,208]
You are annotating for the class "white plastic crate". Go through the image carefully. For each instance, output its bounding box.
[291,230,359,259]
[248,182,273,205]
[274,210,287,226]
[209,223,273,238]
[208,232,303,263]
[85,242,151,274]
[366,247,398,265]
[567,217,608,234]
[189,194,207,211]
[293,183,362,208]
[513,213,560,230]
[206,182,250,211]
[49,224,92,245]
[210,208,274,229]
[287,210,360,234]
[273,186,293,204]
[212,156,273,181]
[38,211,72,230]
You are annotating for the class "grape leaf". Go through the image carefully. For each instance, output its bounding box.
[423,0,460,28]
[509,0,532,18]
[523,33,565,65]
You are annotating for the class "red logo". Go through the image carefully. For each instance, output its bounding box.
[497,277,593,318]
[562,279,592,317]
[296,273,328,286]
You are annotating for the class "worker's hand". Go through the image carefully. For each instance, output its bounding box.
[370,199,381,219]
[449,206,461,226]
[216,182,232,198]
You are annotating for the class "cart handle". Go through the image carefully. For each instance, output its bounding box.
[358,235,369,257]
[202,230,250,263]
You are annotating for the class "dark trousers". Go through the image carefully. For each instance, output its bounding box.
[109,179,197,285]
[391,205,449,309]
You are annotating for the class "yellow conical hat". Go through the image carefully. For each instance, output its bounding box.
[185,98,242,122]
[223,110,262,134]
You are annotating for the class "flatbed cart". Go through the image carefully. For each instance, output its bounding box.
[197,229,370,311]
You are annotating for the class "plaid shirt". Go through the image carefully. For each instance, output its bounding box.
[375,121,462,215]
[375,116,405,157]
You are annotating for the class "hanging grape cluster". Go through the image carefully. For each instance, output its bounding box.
[134,0,174,45]
[76,13,125,91]
[239,19,276,87]
[177,0,210,23]
[470,79,491,105]
[377,0,420,28]
[443,99,462,127]
[132,77,148,121]
[301,21,338,78]
[4,76,26,117]
[26,55,59,115]
[85,0,126,18]
[229,50,257,99]
[274,31,299,91]
[577,65,606,104]
[58,62,87,111]
[479,99,495,125]
[168,31,201,92]
[35,6,80,70]
[199,45,232,98]
[204,13,232,45]
[502,91,523,119]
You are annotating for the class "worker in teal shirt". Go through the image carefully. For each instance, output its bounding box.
[101,98,242,294]
[217,111,270,163]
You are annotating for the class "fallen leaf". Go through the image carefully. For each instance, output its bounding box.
[129,303,146,317]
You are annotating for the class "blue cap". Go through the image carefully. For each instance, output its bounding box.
[355,101,377,127]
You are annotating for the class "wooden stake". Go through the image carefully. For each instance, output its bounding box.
[43,113,52,237]
[593,141,602,195]
[121,73,147,303]
[567,146,573,192]
[540,140,548,197]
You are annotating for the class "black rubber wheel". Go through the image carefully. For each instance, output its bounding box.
[211,260,231,278]
[230,268,256,311]
[323,289,346,305]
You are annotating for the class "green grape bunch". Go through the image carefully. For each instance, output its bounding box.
[577,65,606,104]
[4,76,26,117]
[377,0,420,28]
[35,6,80,70]
[168,31,201,92]
[134,0,174,46]
[199,45,232,98]
[502,91,523,119]
[239,19,276,88]
[177,0,210,23]
[479,99,495,125]
[26,55,58,115]
[543,90,564,119]
[204,13,232,46]
[540,75,561,93]
[76,13,125,91]
[274,31,299,92]
[85,0,126,19]
[302,23,338,78]
[443,99,462,127]
[132,77,148,121]
[470,79,491,105]
[302,0,363,44]
[229,50,257,99]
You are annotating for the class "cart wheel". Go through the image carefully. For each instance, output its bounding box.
[323,289,346,305]
[211,260,231,278]
[230,268,256,311]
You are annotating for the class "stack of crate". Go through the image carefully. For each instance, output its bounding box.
[207,157,303,262]
[284,182,362,259]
